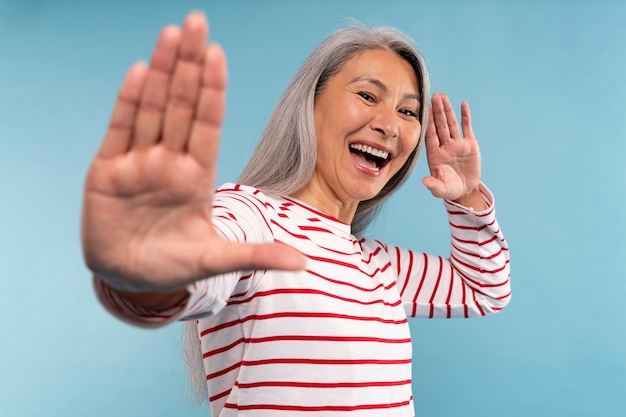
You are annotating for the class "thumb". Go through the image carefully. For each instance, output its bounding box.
[201,241,306,276]
[421,176,446,199]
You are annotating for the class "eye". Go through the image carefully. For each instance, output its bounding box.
[357,91,376,102]
[399,108,418,119]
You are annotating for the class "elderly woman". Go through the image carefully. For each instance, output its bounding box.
[82,12,510,417]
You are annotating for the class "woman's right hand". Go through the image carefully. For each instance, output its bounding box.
[81,12,305,296]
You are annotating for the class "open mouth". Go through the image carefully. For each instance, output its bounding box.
[349,143,391,171]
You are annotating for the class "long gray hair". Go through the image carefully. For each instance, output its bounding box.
[239,25,430,235]
[185,24,431,402]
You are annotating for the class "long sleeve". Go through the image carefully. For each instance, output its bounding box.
[393,184,511,318]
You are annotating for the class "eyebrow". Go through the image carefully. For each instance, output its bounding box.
[350,76,421,103]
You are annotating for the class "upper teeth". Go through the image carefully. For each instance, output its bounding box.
[349,144,389,160]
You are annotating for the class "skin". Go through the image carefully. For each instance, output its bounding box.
[81,12,485,310]
[423,93,484,210]
[292,49,423,224]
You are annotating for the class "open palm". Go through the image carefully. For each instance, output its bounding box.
[422,93,482,204]
[81,13,304,294]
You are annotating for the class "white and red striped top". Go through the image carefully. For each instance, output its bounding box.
[96,183,511,416]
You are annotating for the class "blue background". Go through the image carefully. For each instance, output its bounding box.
[1,1,624,416]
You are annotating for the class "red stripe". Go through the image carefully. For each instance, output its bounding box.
[306,254,392,278]
[445,265,454,318]
[452,242,508,259]
[298,225,333,233]
[270,219,309,239]
[224,400,411,412]
[398,248,413,298]
[452,234,498,246]
[473,291,486,316]
[202,335,411,359]
[206,361,242,380]
[200,311,407,338]
[282,197,348,225]
[235,379,412,389]
[213,214,247,242]
[449,216,496,230]
[363,246,382,263]
[496,290,511,300]
[306,268,394,292]
[229,272,255,298]
[209,388,231,402]
[448,222,489,231]
[452,265,510,290]
[411,253,428,317]
[447,204,494,217]
[226,288,402,308]
[272,222,359,256]
[228,193,273,234]
[428,257,444,318]
[203,337,245,358]
[446,207,494,217]
[103,282,126,316]
[451,253,510,275]
[242,335,411,344]
[242,358,411,366]
[462,280,468,318]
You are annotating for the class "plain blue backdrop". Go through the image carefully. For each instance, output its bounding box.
[1,1,624,416]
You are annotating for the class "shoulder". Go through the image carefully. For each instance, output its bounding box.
[214,183,277,213]
[212,183,282,241]
[215,182,267,201]
[359,236,393,256]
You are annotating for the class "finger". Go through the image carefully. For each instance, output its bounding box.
[203,241,306,275]
[421,175,446,199]
[133,25,181,147]
[424,106,440,152]
[99,62,148,158]
[162,12,208,151]
[461,100,475,139]
[431,93,452,145]
[442,94,461,139]
[188,45,228,168]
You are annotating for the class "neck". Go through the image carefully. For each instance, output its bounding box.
[290,182,358,225]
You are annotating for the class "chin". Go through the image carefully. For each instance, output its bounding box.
[350,185,386,203]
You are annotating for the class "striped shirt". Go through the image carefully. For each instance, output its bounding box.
[96,183,511,416]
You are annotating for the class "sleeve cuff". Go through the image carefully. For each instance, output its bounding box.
[444,182,494,215]
[93,276,192,329]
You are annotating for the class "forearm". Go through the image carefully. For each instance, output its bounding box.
[397,184,510,318]
[446,187,510,312]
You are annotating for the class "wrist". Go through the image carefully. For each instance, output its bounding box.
[452,185,486,211]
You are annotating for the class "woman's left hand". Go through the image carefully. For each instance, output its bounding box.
[422,93,483,208]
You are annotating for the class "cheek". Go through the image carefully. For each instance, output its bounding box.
[401,126,422,155]
[335,99,370,132]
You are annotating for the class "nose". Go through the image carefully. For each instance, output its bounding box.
[370,107,399,139]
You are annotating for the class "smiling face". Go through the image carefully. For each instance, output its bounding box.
[292,48,422,223]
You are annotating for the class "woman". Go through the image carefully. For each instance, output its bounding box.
[82,12,510,416]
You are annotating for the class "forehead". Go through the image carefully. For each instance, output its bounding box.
[336,48,419,93]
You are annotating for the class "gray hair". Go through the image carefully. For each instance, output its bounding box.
[238,24,430,236]
[186,24,430,403]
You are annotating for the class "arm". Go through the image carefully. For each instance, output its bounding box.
[395,93,510,317]
[81,13,304,318]
[395,186,510,318]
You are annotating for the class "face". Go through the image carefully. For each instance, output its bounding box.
[299,48,422,220]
